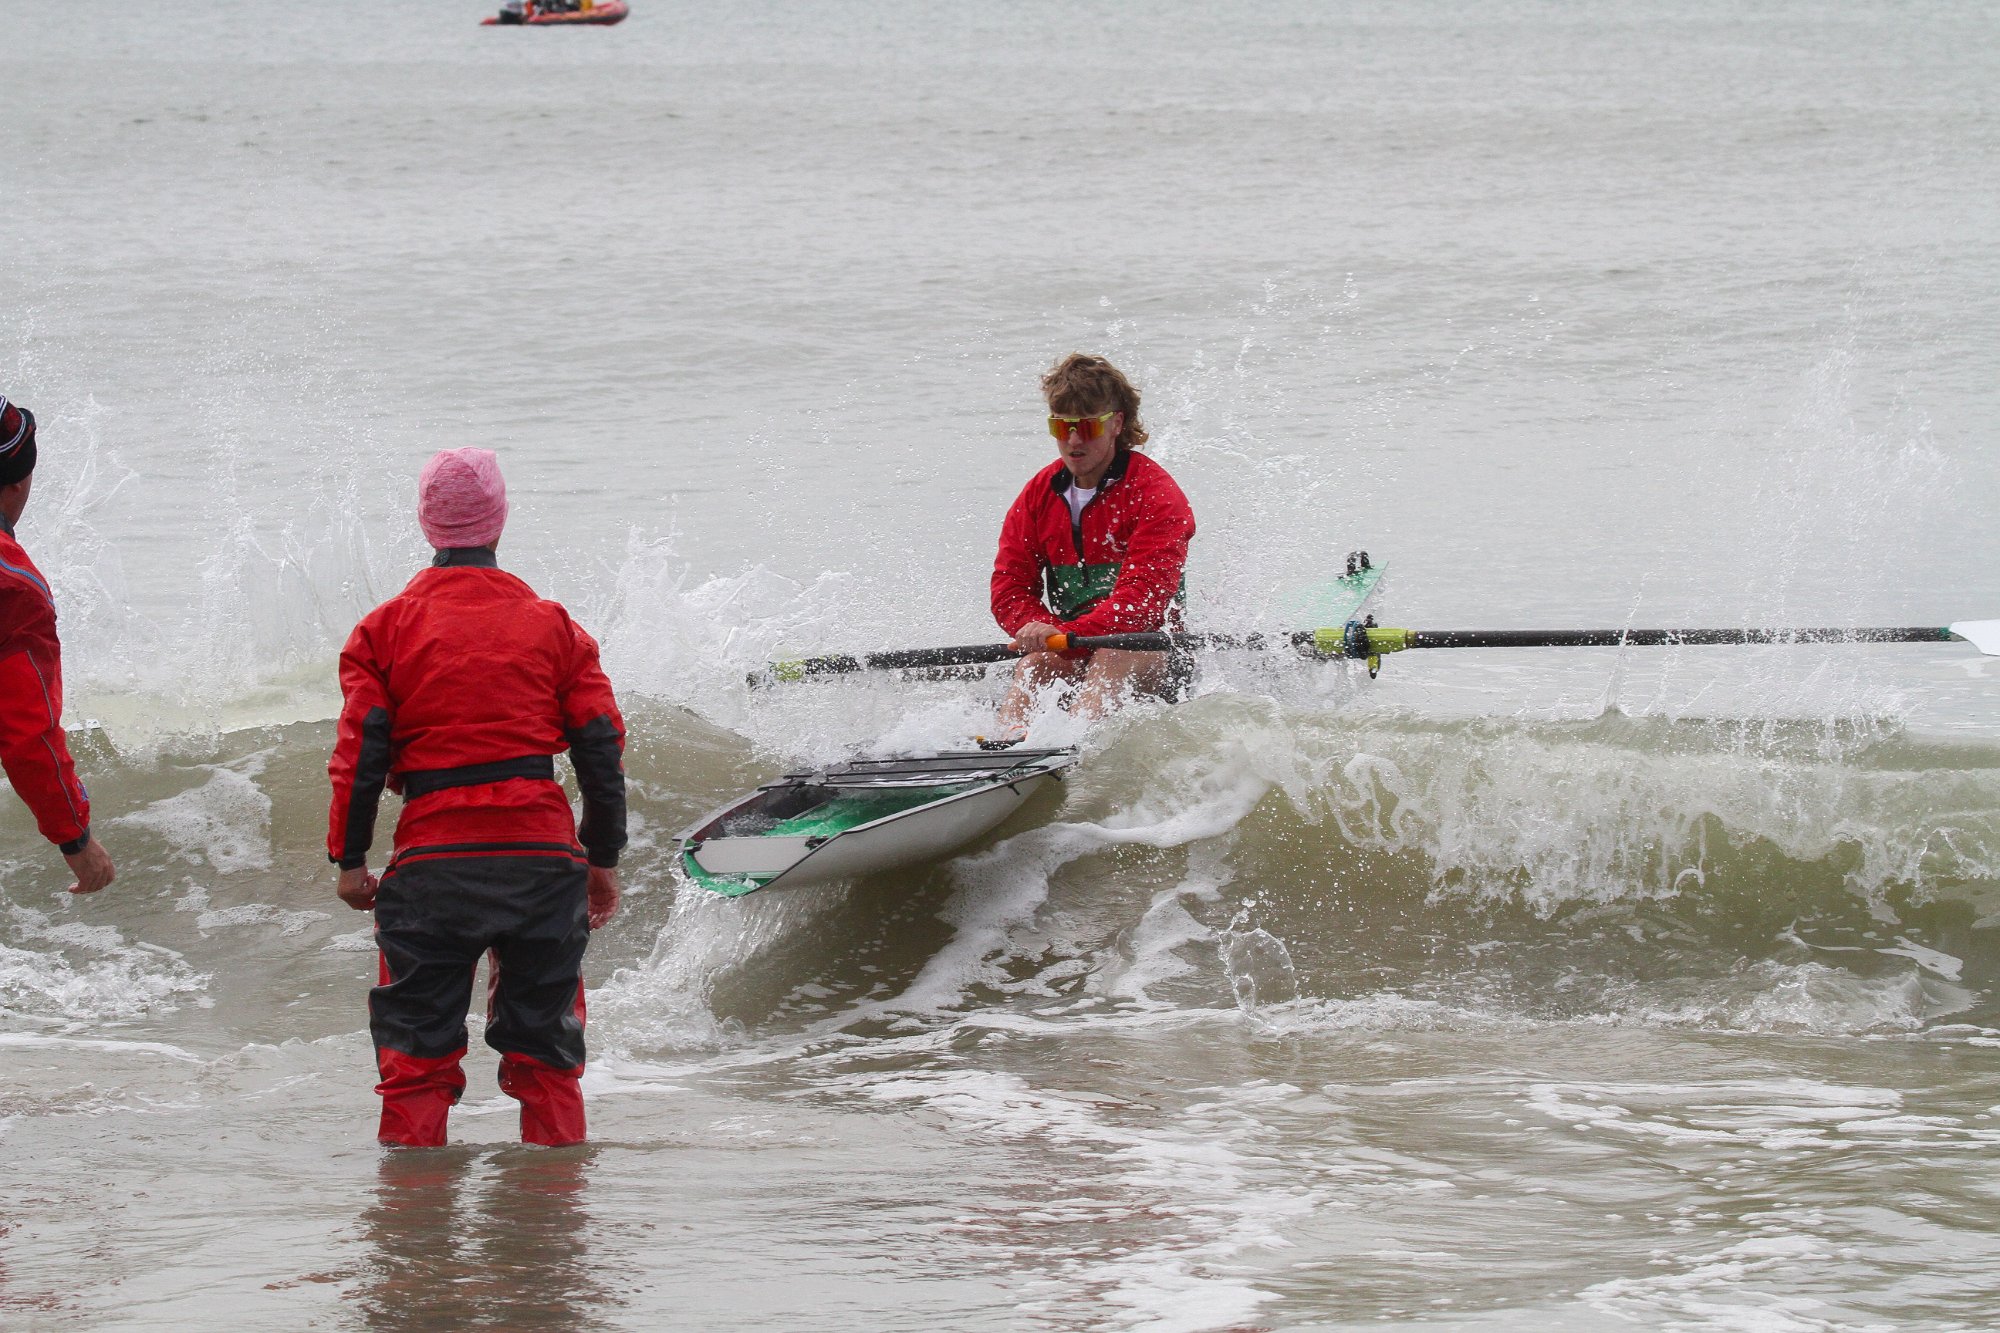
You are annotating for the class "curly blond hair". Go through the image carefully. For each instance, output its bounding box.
[1041,353,1148,451]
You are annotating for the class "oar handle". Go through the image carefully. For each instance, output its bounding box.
[1047,631,1289,653]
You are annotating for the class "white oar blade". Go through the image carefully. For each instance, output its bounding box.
[1948,621,2000,656]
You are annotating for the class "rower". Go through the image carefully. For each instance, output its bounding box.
[987,354,1197,744]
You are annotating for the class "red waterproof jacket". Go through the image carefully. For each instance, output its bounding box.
[326,550,627,871]
[991,449,1195,641]
[0,518,91,851]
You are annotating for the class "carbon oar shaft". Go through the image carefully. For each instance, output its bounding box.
[1066,627,1956,653]
[1402,627,1953,650]
[764,643,1023,680]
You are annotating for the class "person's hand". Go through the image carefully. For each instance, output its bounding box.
[337,865,379,911]
[586,866,620,930]
[63,840,115,895]
[1011,621,1064,654]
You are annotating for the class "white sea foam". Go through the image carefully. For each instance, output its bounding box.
[111,750,275,874]
[1630,960,1973,1035]
[882,732,1274,1015]
[0,904,208,1022]
[593,877,849,1053]
[176,879,331,937]
[193,904,331,937]
[830,1066,1319,1332]
[1516,1076,2000,1157]
[1089,837,1235,1006]
[0,1031,202,1061]
[1875,935,1964,980]
[1102,696,2000,916]
[1580,1234,1840,1332]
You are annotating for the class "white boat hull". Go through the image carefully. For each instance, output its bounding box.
[679,749,1074,895]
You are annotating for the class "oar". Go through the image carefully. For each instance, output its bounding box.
[750,620,2000,687]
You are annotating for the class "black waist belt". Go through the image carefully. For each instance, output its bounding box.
[400,755,557,799]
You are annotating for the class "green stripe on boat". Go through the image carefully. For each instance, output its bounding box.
[677,848,770,898]
[763,787,968,839]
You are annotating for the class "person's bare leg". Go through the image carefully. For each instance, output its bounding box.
[1069,649,1171,721]
[996,651,1086,737]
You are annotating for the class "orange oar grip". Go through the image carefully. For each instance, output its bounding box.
[1043,633,1070,653]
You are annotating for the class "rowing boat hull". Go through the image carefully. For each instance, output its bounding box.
[680,749,1075,896]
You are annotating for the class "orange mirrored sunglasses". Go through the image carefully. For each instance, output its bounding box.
[1047,411,1116,442]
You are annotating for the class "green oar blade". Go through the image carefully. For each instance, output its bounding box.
[1280,553,1384,626]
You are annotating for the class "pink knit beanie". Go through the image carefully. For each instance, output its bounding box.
[417,448,509,549]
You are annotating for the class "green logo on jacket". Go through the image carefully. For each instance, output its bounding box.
[1045,563,1186,620]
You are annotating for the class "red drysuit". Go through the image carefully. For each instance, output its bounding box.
[991,448,1196,640]
[0,515,91,853]
[328,548,626,1146]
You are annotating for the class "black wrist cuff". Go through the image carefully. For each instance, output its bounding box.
[58,829,90,856]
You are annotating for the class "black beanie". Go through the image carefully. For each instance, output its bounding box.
[0,397,37,486]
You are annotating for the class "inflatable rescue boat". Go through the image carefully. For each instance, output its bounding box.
[484,1,628,26]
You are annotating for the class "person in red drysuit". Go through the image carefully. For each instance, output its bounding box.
[329,447,626,1148]
[989,354,1197,739]
[0,395,115,896]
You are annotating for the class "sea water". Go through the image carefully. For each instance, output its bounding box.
[3,1,1999,1328]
